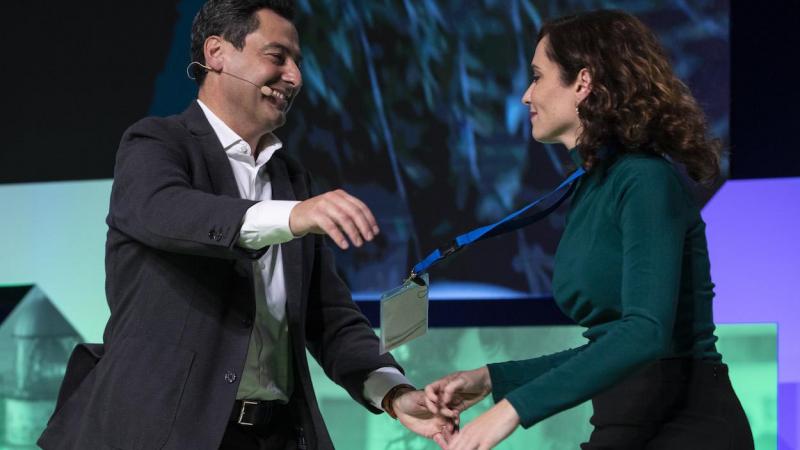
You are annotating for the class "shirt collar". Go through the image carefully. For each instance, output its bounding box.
[196,99,283,165]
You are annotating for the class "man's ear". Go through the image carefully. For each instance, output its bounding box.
[575,67,592,102]
[203,36,225,72]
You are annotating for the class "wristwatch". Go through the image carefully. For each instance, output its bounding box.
[381,383,416,419]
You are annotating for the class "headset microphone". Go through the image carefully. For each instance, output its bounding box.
[186,61,297,113]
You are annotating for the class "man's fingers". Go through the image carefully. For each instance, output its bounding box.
[318,217,349,249]
[335,195,375,243]
[323,202,364,247]
[296,190,381,249]
[340,192,380,235]
[324,192,378,247]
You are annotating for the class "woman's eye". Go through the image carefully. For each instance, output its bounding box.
[532,75,540,83]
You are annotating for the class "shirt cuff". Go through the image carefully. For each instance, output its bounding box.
[237,200,301,250]
[363,367,413,410]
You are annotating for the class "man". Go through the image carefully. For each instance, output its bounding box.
[37,1,453,448]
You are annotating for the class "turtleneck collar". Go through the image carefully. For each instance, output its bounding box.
[569,144,618,171]
[569,146,585,167]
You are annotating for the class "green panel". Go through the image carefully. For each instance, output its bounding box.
[715,325,778,449]
[309,324,777,449]
[0,180,112,343]
[0,288,82,449]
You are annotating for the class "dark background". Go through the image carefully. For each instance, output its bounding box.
[2,0,796,297]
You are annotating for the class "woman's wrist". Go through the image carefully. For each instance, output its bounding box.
[477,366,493,393]
[496,399,521,425]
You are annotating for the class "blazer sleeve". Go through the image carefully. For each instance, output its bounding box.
[296,164,402,412]
[107,117,261,260]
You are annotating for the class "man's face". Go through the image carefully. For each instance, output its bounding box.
[217,8,303,132]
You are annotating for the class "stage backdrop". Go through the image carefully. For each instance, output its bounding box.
[3,0,797,449]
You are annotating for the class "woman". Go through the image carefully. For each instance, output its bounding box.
[425,10,753,450]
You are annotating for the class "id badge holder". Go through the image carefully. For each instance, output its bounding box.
[379,273,429,354]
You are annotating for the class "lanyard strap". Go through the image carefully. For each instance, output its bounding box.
[411,167,586,278]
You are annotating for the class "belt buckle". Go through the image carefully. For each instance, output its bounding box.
[238,400,259,426]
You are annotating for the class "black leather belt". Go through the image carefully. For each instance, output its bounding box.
[229,399,286,427]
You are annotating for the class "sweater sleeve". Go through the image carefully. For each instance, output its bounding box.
[493,159,689,428]
[488,345,585,402]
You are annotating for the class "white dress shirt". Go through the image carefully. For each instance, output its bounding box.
[197,100,410,409]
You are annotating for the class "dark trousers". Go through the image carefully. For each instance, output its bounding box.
[219,403,303,450]
[582,358,754,450]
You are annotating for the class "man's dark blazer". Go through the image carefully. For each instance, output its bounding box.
[38,101,401,450]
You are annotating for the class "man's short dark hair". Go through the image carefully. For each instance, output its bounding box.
[190,0,296,85]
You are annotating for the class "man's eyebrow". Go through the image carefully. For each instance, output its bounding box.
[262,42,303,65]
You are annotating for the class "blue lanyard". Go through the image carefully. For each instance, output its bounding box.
[410,167,586,278]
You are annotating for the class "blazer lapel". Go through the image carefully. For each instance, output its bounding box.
[267,156,305,326]
[180,101,255,286]
[180,101,241,198]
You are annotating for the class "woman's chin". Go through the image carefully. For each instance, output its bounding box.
[531,131,552,144]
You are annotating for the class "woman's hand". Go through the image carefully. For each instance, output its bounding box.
[446,399,520,450]
[424,366,492,418]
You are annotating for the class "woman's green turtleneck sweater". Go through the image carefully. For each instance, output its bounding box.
[488,148,721,428]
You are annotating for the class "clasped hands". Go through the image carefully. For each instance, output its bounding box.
[291,192,520,448]
[390,367,519,449]
[421,366,520,450]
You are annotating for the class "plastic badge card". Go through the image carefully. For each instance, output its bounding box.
[379,273,429,354]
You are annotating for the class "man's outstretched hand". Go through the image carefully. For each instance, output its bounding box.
[289,189,379,250]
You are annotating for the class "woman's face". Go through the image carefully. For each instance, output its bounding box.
[522,36,585,148]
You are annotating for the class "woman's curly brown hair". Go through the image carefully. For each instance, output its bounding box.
[539,10,721,183]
